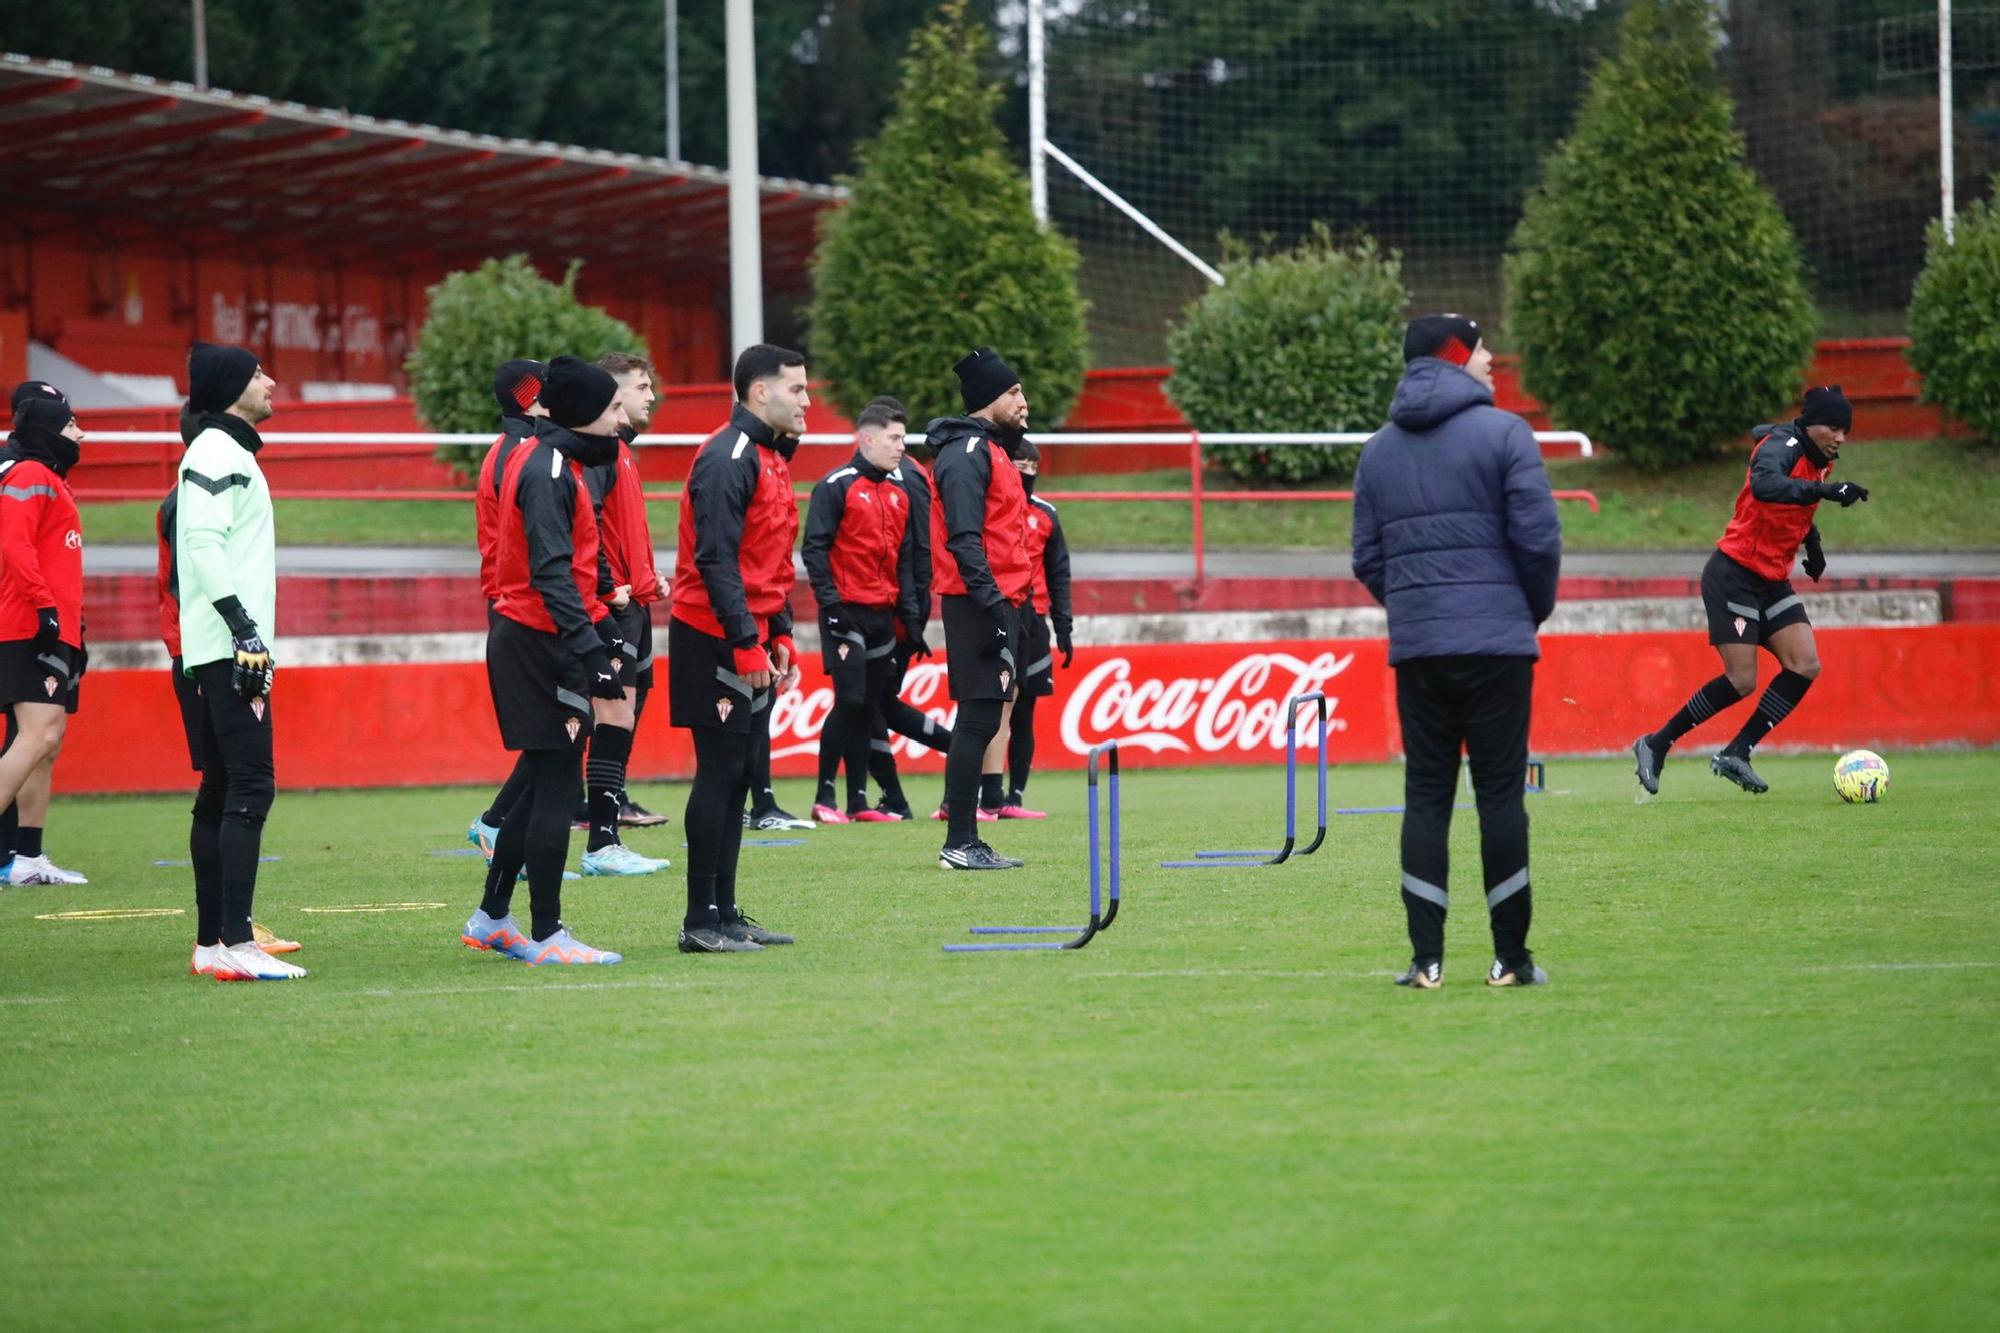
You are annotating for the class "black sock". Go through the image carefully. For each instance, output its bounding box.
[190,812,224,945]
[1724,669,1813,757]
[481,754,530,828]
[480,776,534,920]
[585,724,633,852]
[748,726,775,812]
[685,728,753,928]
[218,813,264,947]
[945,700,1003,845]
[1654,675,1747,751]
[979,772,1005,811]
[1008,695,1038,797]
[16,825,42,859]
[867,721,906,807]
[518,751,579,941]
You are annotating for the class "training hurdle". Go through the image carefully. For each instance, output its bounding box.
[1161,692,1328,869]
[943,742,1121,953]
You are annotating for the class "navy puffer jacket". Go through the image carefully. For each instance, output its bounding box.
[1351,359,1563,664]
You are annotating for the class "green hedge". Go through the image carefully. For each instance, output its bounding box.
[1909,178,2000,445]
[405,255,644,478]
[806,1,1087,427]
[1165,227,1405,484]
[1503,0,1814,471]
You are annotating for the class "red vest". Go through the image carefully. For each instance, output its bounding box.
[0,457,83,646]
[932,437,1032,602]
[670,416,799,640]
[154,496,181,656]
[1717,434,1829,580]
[831,469,910,608]
[491,441,608,633]
[601,438,662,603]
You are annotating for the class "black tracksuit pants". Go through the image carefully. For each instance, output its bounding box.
[1394,655,1535,969]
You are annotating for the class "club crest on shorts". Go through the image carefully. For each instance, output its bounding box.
[998,669,1011,691]
[837,643,850,661]
[716,697,734,722]
[1733,616,1748,638]
[43,676,57,698]
[250,698,266,722]
[565,717,580,742]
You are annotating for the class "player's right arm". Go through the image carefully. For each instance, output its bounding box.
[687,443,761,650]
[1747,433,1827,506]
[518,456,602,662]
[800,473,846,610]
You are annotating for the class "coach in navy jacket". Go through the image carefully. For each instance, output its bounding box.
[1352,314,1561,991]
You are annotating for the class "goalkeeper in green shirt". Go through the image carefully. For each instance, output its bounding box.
[176,342,303,983]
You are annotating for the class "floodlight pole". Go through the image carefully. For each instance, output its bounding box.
[1940,0,1955,242]
[192,0,209,91]
[726,0,764,351]
[1028,0,1048,224]
[665,0,682,160]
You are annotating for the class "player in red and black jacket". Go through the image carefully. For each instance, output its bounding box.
[469,356,628,967]
[666,343,806,954]
[801,397,925,823]
[467,359,548,859]
[0,386,89,885]
[997,429,1073,819]
[1634,385,1870,797]
[927,347,1035,870]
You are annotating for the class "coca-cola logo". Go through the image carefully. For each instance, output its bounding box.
[1059,650,1354,755]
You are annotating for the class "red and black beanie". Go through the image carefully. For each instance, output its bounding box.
[1403,314,1481,367]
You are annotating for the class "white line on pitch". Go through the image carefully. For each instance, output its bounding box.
[1799,961,2000,972]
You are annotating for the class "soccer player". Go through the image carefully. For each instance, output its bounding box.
[802,397,923,823]
[464,356,629,965]
[997,432,1072,819]
[929,347,1035,871]
[1633,385,1869,796]
[156,401,298,954]
[0,386,89,887]
[668,344,806,953]
[862,398,952,821]
[173,343,304,981]
[1353,315,1562,990]
[572,351,669,876]
[466,359,547,864]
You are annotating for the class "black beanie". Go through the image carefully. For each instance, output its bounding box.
[10,381,67,415]
[539,355,619,429]
[493,359,546,416]
[955,346,1021,414]
[1800,384,1853,432]
[13,393,73,436]
[188,341,260,414]
[1403,314,1481,366]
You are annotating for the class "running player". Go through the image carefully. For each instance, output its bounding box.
[668,344,805,953]
[173,343,303,980]
[930,347,1034,870]
[802,396,922,823]
[1632,385,1869,796]
[997,431,1072,819]
[463,356,629,965]
[0,386,89,887]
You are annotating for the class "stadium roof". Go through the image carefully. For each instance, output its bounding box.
[0,52,844,285]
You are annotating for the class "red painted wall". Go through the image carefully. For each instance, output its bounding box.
[64,625,2000,794]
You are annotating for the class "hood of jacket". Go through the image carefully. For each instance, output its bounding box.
[1388,358,1494,433]
[730,402,798,461]
[6,426,79,477]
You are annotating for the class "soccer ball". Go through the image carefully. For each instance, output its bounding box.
[1833,749,1889,804]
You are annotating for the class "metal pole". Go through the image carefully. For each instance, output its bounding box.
[1941,0,1955,242]
[726,0,764,351]
[1028,0,1048,224]
[1046,142,1225,285]
[665,0,681,160]
[192,0,209,90]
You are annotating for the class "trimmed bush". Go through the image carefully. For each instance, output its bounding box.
[806,0,1088,427]
[1908,178,2000,445]
[405,255,644,477]
[1165,227,1405,484]
[1503,0,1815,471]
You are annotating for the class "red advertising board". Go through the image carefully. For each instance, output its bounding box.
[63,625,2000,795]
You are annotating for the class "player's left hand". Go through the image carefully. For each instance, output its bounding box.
[771,635,798,692]
[1056,629,1074,669]
[1802,534,1826,582]
[610,584,632,610]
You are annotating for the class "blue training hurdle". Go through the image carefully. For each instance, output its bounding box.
[944,742,1121,952]
[1161,692,1327,869]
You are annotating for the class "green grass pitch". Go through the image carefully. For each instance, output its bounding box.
[5,753,1997,1329]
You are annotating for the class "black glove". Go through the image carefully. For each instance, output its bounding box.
[74,640,88,682]
[212,597,273,699]
[33,607,60,652]
[824,603,853,638]
[1820,480,1869,507]
[988,602,1014,643]
[584,649,624,700]
[594,617,627,660]
[1802,530,1826,583]
[1056,628,1074,669]
[899,616,931,660]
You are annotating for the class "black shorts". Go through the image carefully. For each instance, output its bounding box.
[1018,609,1055,697]
[0,640,80,713]
[941,594,1023,703]
[821,603,898,707]
[1702,550,1810,648]
[667,614,772,733]
[170,656,204,770]
[612,602,655,691]
[486,615,593,753]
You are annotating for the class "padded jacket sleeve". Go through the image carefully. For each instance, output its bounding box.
[687,444,761,648]
[1502,418,1563,624]
[937,441,1004,614]
[519,457,601,660]
[1351,447,1386,607]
